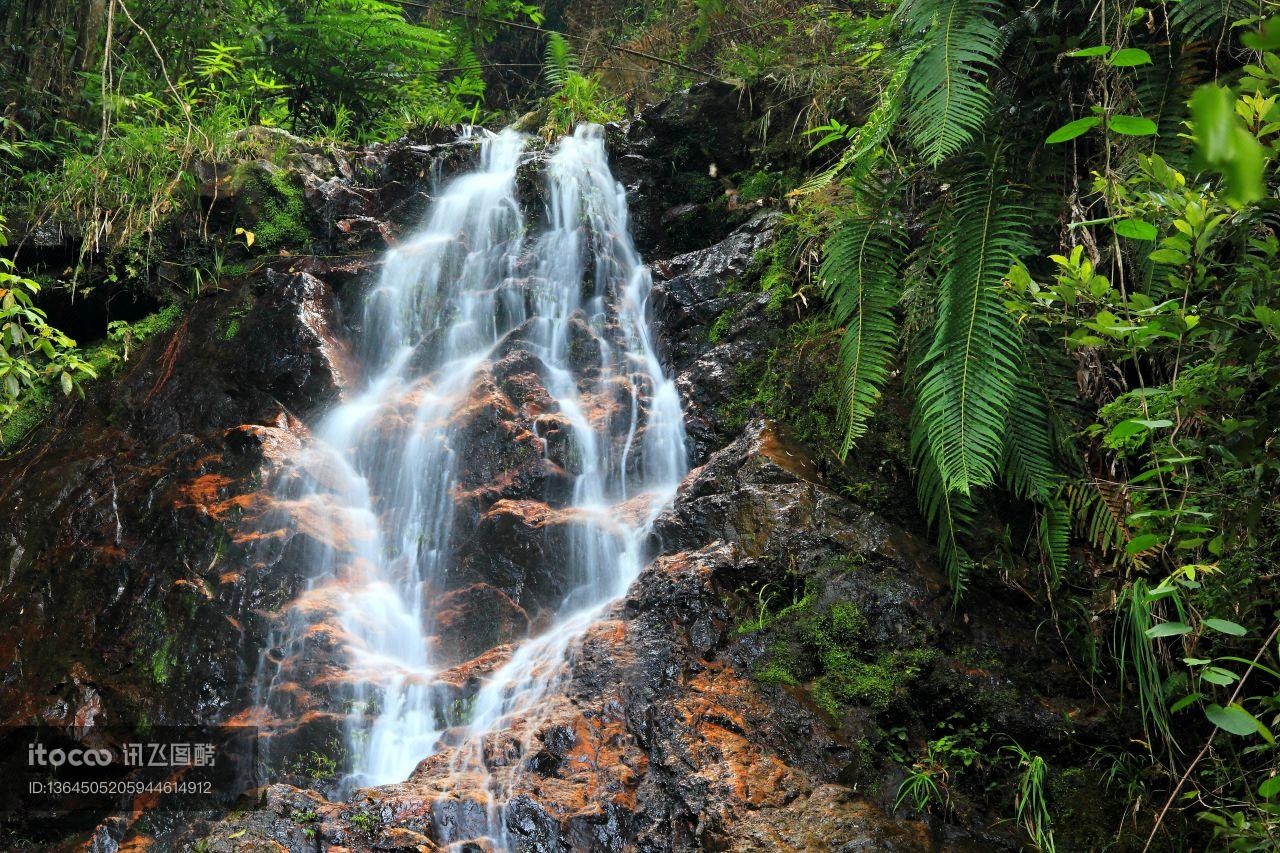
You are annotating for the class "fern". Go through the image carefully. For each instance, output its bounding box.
[897,0,1007,165]
[913,425,976,601]
[821,200,907,456]
[1062,480,1142,571]
[544,32,578,90]
[1167,0,1255,40]
[1038,500,1070,585]
[914,155,1032,495]
[1002,366,1072,582]
[1001,371,1059,501]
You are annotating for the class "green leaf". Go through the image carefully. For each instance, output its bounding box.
[1145,621,1192,638]
[1241,16,1280,52]
[1108,418,1171,443]
[1200,666,1238,685]
[1204,703,1263,737]
[1148,248,1187,264]
[1170,692,1203,713]
[901,0,1008,165]
[1190,84,1266,207]
[1114,219,1157,240]
[1108,48,1152,67]
[1046,117,1100,143]
[1068,45,1110,57]
[915,155,1031,494]
[821,204,906,455]
[1108,115,1158,136]
[1203,618,1246,636]
[1260,776,1280,800]
[1126,533,1163,555]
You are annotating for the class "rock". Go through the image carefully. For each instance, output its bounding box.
[431,584,529,667]
[618,83,805,258]
[0,262,353,729]
[453,499,600,615]
[649,211,783,463]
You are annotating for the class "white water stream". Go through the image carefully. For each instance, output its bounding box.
[257,124,686,845]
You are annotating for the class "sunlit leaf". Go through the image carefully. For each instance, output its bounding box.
[1046,117,1100,143]
[1108,48,1152,67]
[1191,84,1266,207]
[1108,115,1158,136]
[1114,219,1157,240]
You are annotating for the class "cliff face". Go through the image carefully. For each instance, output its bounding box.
[0,86,1115,852]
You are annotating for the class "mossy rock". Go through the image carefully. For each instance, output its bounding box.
[231,162,311,253]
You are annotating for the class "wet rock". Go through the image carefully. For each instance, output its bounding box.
[649,211,783,464]
[0,263,353,729]
[618,83,804,258]
[431,583,530,667]
[453,500,604,615]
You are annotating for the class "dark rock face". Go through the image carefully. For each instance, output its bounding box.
[649,210,783,464]
[0,261,353,731]
[614,83,806,259]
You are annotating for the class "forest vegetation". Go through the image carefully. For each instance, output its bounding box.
[1,0,1278,849]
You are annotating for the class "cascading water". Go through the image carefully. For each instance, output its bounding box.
[255,124,686,846]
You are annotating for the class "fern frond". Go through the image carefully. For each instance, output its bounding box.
[821,206,907,456]
[1038,499,1070,585]
[1167,0,1254,40]
[1061,480,1142,571]
[913,425,976,602]
[915,155,1032,494]
[544,32,578,90]
[898,0,1007,165]
[1002,371,1059,501]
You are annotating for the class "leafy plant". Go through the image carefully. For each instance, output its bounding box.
[539,32,621,138]
[1006,743,1055,852]
[0,218,96,429]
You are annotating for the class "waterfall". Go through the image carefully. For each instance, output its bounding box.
[255,124,686,844]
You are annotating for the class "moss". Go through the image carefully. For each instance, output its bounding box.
[1048,766,1145,850]
[814,647,937,714]
[237,165,310,252]
[752,227,800,316]
[101,302,184,370]
[755,660,800,687]
[220,289,255,340]
[680,170,721,205]
[708,308,734,343]
[744,590,933,715]
[720,316,846,456]
[151,637,177,686]
[735,169,796,203]
[0,385,53,449]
